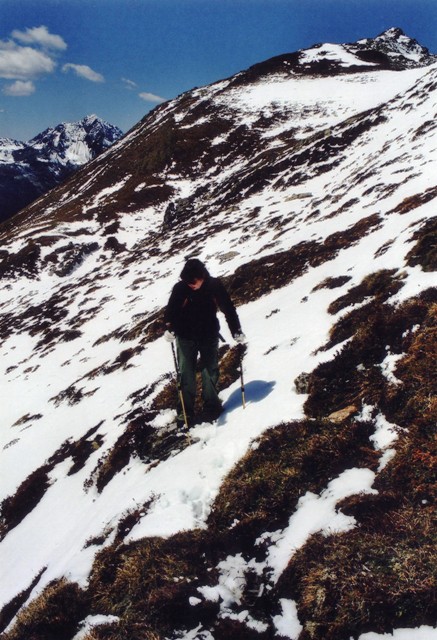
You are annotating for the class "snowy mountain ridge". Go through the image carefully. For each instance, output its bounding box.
[355,27,436,66]
[0,115,123,223]
[28,115,123,165]
[229,27,436,85]
[297,27,435,72]
[0,28,436,640]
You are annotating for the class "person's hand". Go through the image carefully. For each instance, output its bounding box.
[164,330,176,342]
[234,332,246,345]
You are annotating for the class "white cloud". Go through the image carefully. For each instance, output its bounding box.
[139,91,165,104]
[122,77,137,89]
[0,41,55,79]
[3,80,35,96]
[12,26,67,51]
[62,63,104,83]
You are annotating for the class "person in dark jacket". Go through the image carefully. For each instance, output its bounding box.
[164,258,245,426]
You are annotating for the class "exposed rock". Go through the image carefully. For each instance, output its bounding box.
[327,405,359,423]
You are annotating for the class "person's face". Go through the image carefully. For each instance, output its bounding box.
[188,278,204,290]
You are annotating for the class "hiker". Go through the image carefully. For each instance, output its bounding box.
[164,258,245,426]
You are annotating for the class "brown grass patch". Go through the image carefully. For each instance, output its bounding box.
[77,620,161,639]
[88,531,219,635]
[390,184,437,215]
[276,527,436,640]
[226,214,382,307]
[208,419,378,550]
[279,289,437,639]
[312,275,352,292]
[1,579,87,640]
[0,570,46,634]
[307,289,436,417]
[0,466,51,541]
[405,215,437,272]
[328,269,405,315]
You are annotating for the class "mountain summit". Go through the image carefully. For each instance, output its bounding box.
[29,115,122,166]
[235,26,436,83]
[0,115,123,223]
[354,27,436,67]
[0,29,436,640]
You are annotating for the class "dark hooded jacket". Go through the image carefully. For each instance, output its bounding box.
[164,276,241,340]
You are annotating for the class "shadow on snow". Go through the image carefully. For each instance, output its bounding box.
[222,379,276,414]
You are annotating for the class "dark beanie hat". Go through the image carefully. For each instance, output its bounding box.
[180,258,209,283]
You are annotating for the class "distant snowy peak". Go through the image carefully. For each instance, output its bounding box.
[0,138,24,163]
[0,115,123,222]
[29,115,123,166]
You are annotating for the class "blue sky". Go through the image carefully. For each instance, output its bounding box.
[1,0,436,140]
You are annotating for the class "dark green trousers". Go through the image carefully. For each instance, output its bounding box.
[176,336,221,418]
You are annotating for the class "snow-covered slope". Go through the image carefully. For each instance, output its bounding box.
[0,115,123,223]
[0,29,436,640]
[0,139,26,163]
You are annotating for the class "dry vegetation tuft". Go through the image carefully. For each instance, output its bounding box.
[405,215,437,272]
[276,527,436,640]
[88,531,219,635]
[1,579,87,640]
[208,419,378,546]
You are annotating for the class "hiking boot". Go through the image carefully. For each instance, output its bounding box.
[202,403,223,422]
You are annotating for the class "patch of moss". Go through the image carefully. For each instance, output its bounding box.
[0,240,41,279]
[280,289,437,639]
[78,620,161,639]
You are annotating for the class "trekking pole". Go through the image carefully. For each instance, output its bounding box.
[239,344,246,409]
[171,341,189,430]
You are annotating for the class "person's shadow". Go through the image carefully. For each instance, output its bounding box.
[221,380,276,417]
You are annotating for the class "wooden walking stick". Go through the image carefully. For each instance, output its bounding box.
[171,341,190,431]
[239,344,246,409]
